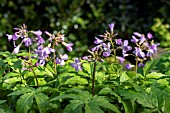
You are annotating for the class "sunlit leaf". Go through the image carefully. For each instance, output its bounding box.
[143,59,159,76]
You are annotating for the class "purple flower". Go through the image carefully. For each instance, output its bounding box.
[32,30,42,36]
[70,58,82,72]
[139,35,146,44]
[94,37,103,44]
[131,36,139,43]
[133,32,142,37]
[138,63,145,67]
[116,56,125,63]
[23,38,32,47]
[146,43,159,57]
[102,42,111,57]
[62,42,74,52]
[147,33,153,39]
[13,44,21,54]
[108,23,114,32]
[115,39,122,45]
[37,36,45,45]
[6,34,19,41]
[126,63,134,70]
[34,46,55,65]
[122,40,132,57]
[56,54,68,66]
[91,45,100,52]
[133,47,145,58]
[43,47,55,57]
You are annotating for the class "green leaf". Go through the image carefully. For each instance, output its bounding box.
[13,60,22,70]
[63,100,83,113]
[146,72,165,79]
[87,103,104,113]
[164,97,170,113]
[49,94,78,102]
[143,59,159,76]
[82,62,91,74]
[98,87,112,95]
[16,52,35,57]
[120,72,130,82]
[3,72,20,80]
[85,104,92,113]
[64,76,88,85]
[122,100,136,113]
[34,93,49,113]
[4,77,21,84]
[92,96,121,113]
[0,60,5,66]
[8,88,32,96]
[0,100,7,104]
[16,93,34,113]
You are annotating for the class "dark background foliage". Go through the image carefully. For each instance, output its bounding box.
[0,0,170,56]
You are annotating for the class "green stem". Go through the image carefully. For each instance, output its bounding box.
[110,40,116,63]
[114,49,117,63]
[52,42,57,75]
[135,57,138,75]
[92,61,97,96]
[31,67,39,87]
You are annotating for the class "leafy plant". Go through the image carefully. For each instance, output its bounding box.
[49,88,121,113]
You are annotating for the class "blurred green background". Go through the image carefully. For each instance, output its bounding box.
[0,0,170,57]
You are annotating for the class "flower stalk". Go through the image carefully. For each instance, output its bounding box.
[92,61,97,96]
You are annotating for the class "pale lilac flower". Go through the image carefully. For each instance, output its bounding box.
[139,35,146,44]
[102,42,111,57]
[115,39,122,45]
[32,30,42,36]
[6,34,19,41]
[94,37,103,44]
[37,36,45,45]
[147,33,153,39]
[34,46,55,65]
[13,44,21,54]
[62,42,73,52]
[91,45,100,52]
[116,56,125,63]
[131,36,139,43]
[43,47,55,57]
[133,32,142,37]
[146,43,159,57]
[138,63,145,67]
[126,63,134,70]
[133,47,145,58]
[108,23,114,32]
[122,40,132,57]
[70,58,82,72]
[56,54,68,66]
[23,38,32,47]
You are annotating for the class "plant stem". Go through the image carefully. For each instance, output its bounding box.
[114,49,117,63]
[135,57,138,75]
[92,61,97,96]
[52,42,57,75]
[110,40,116,63]
[30,67,39,87]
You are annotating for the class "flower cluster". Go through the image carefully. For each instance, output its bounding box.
[129,32,159,69]
[6,24,73,66]
[70,23,159,72]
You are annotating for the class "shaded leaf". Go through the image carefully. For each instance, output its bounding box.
[92,96,121,113]
[34,93,49,113]
[63,100,83,113]
[16,93,34,113]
